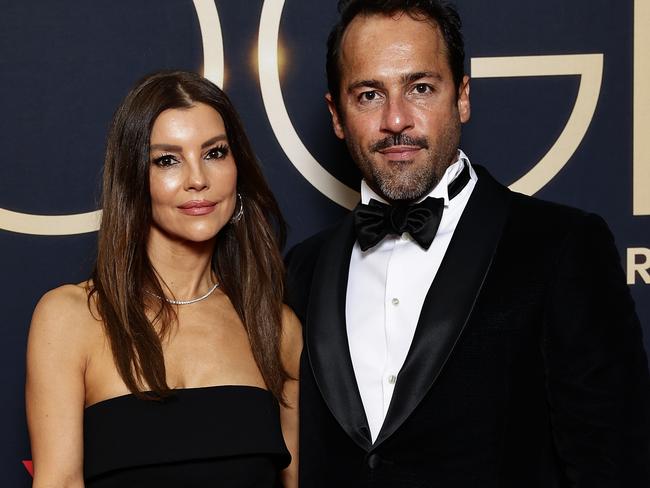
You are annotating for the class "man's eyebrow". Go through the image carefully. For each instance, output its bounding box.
[402,71,443,84]
[346,72,443,93]
[347,79,386,92]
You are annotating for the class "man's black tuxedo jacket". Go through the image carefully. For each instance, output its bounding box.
[286,166,650,487]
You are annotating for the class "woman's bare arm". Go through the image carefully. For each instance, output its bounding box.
[26,285,90,488]
[279,306,302,488]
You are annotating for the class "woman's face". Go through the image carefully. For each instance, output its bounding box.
[148,102,237,244]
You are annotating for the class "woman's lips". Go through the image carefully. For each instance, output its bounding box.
[178,200,217,216]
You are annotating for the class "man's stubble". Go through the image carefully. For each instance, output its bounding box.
[345,116,461,203]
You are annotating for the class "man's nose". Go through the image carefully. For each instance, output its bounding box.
[380,96,414,135]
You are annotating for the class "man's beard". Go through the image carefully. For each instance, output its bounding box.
[366,155,438,202]
[347,121,461,203]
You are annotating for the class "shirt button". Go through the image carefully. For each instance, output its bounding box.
[388,374,397,384]
[391,297,400,306]
[401,233,410,241]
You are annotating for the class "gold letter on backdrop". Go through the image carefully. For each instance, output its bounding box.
[259,0,360,210]
[193,0,225,88]
[471,54,603,196]
[627,248,650,285]
[635,0,650,216]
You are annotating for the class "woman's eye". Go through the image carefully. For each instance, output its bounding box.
[152,155,177,167]
[206,145,229,159]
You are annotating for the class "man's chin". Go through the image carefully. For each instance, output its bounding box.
[375,176,438,202]
[383,159,417,168]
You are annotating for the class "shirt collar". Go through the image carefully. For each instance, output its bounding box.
[360,149,473,207]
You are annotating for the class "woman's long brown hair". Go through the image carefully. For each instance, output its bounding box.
[89,71,288,402]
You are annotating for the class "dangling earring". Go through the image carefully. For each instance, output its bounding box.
[230,192,244,224]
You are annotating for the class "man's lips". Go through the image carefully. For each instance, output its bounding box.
[377,146,422,160]
[178,200,217,215]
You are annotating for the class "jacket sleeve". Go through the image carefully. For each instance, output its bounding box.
[543,213,650,487]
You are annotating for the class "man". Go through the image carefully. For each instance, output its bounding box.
[286,1,650,486]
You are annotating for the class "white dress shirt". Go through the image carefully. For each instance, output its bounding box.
[345,150,478,442]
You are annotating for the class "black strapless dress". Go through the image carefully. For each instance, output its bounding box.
[83,385,291,487]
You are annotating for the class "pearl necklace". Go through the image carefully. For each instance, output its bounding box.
[147,282,220,305]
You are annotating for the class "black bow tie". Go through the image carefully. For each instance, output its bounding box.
[353,162,471,251]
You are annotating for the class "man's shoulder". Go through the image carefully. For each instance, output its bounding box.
[504,190,615,256]
[475,164,605,238]
[287,225,337,265]
[286,215,352,269]
[284,218,351,320]
[510,190,590,221]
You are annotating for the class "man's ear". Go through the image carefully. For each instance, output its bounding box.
[325,93,345,140]
[457,75,471,124]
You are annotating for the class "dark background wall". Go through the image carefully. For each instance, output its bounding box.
[1,1,648,484]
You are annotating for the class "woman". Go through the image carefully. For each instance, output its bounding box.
[26,71,300,487]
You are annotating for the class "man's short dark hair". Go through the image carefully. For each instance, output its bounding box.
[326,0,465,106]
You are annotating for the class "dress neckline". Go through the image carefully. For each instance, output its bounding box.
[85,384,270,411]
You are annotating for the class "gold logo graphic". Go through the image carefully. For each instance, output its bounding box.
[193,0,224,88]
[471,54,603,196]
[0,0,224,236]
[259,0,360,210]
[634,0,649,216]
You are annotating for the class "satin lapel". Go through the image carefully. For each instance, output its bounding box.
[374,166,512,448]
[306,214,372,451]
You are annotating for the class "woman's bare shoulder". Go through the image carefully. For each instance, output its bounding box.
[30,281,100,345]
[280,305,303,376]
[281,305,302,340]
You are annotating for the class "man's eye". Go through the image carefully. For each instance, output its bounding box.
[413,83,432,94]
[360,91,379,102]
